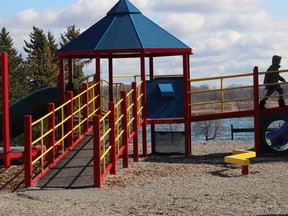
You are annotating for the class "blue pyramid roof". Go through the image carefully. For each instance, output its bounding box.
[57,0,191,57]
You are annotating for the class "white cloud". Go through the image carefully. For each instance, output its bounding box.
[151,0,264,14]
[1,0,288,85]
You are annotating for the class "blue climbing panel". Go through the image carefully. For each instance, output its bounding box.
[146,77,184,119]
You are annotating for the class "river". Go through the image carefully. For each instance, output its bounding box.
[150,117,255,142]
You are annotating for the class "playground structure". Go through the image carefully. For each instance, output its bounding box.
[1,0,288,187]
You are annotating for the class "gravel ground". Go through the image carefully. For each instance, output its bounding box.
[0,140,288,216]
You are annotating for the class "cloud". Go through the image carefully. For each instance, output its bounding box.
[1,0,288,85]
[151,0,264,14]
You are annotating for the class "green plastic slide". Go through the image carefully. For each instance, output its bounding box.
[0,86,60,141]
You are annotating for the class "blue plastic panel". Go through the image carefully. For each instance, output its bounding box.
[146,77,184,119]
[158,83,174,98]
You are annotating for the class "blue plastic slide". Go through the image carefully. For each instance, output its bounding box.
[266,122,288,146]
[0,87,59,141]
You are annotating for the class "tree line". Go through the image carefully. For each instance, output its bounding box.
[0,25,91,110]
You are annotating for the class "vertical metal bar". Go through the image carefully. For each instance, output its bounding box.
[149,56,154,80]
[183,54,191,155]
[140,53,148,157]
[187,54,192,154]
[132,82,139,162]
[82,83,89,133]
[59,57,65,103]
[95,55,101,116]
[253,66,261,154]
[93,115,101,188]
[1,52,10,167]
[242,165,249,175]
[66,91,74,149]
[68,58,73,83]
[221,78,224,113]
[109,102,116,175]
[24,115,32,187]
[109,57,113,102]
[121,90,129,168]
[48,103,55,166]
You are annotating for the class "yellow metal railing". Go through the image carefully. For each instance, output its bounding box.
[29,82,100,173]
[136,81,143,122]
[189,72,254,114]
[189,69,288,114]
[114,98,124,153]
[126,88,134,137]
[99,110,111,173]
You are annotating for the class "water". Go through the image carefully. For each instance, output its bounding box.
[150,117,254,142]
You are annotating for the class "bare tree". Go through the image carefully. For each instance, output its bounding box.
[193,120,224,141]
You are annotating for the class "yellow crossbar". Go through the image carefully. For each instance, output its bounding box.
[224,150,256,166]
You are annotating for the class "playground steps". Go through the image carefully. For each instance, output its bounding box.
[224,150,256,175]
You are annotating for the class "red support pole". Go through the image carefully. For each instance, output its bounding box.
[140,53,148,157]
[183,54,192,155]
[253,66,261,154]
[95,55,101,116]
[109,102,116,175]
[149,56,154,80]
[68,58,73,83]
[1,52,10,167]
[66,91,74,149]
[132,82,139,162]
[59,57,65,103]
[24,115,32,187]
[121,90,129,168]
[47,103,55,166]
[93,115,101,188]
[82,83,89,134]
[242,165,249,175]
[108,56,113,102]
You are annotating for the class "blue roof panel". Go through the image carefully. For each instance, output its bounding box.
[96,14,142,49]
[57,0,191,54]
[131,14,189,49]
[107,0,141,15]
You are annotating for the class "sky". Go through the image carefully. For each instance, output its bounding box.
[1,0,288,84]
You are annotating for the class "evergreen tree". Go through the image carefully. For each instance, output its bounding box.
[0,27,31,106]
[60,25,91,90]
[24,26,58,91]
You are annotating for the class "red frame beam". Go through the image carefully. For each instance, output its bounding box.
[1,52,10,167]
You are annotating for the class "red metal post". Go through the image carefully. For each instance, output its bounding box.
[93,115,101,188]
[68,58,73,83]
[47,103,55,166]
[242,165,249,175]
[1,52,10,167]
[66,91,74,149]
[140,53,148,157]
[132,82,139,162]
[95,55,101,116]
[121,90,129,168]
[253,66,261,154]
[109,102,116,174]
[108,56,113,102]
[187,54,192,154]
[82,83,89,134]
[59,57,65,103]
[149,56,154,80]
[183,54,192,155]
[24,115,32,187]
